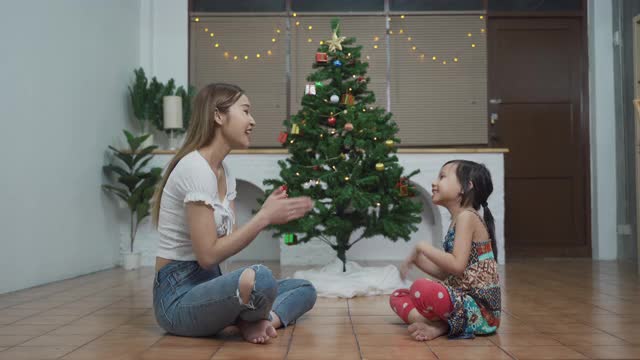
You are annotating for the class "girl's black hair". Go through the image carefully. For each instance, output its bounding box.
[444,160,497,258]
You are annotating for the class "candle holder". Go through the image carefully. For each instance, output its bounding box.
[163,96,183,150]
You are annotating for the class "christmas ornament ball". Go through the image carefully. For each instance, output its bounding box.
[330,95,340,103]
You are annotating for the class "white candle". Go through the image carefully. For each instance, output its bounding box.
[163,96,183,129]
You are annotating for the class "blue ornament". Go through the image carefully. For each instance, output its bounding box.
[333,60,342,67]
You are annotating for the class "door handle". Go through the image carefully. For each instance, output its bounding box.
[490,113,498,125]
[489,98,502,105]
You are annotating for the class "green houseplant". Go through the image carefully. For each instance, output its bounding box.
[102,130,162,270]
[129,68,196,146]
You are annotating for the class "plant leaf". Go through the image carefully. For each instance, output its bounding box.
[103,165,128,177]
[119,175,141,192]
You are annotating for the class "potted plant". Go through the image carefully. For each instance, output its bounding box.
[129,68,195,148]
[102,130,162,270]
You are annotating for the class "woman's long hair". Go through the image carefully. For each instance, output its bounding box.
[151,83,244,226]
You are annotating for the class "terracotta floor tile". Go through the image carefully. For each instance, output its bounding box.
[153,334,224,347]
[490,333,562,346]
[607,332,640,345]
[0,335,34,346]
[360,345,437,359]
[496,323,541,334]
[287,350,360,360]
[0,345,76,359]
[13,315,78,326]
[287,342,359,359]
[353,323,407,335]
[138,345,218,360]
[350,315,405,325]
[48,324,115,336]
[0,324,59,336]
[533,323,601,334]
[430,345,513,359]
[0,316,24,325]
[19,334,98,347]
[4,260,640,359]
[569,345,640,359]
[304,307,349,317]
[357,333,430,347]
[549,332,629,346]
[294,315,351,325]
[60,345,148,359]
[314,298,348,308]
[211,345,287,359]
[501,345,588,359]
[427,336,496,346]
[0,308,43,318]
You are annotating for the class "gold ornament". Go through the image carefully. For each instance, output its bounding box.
[375,163,384,171]
[385,139,395,148]
[326,25,346,53]
[291,124,300,135]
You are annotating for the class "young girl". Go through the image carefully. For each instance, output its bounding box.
[390,160,501,341]
[152,83,316,344]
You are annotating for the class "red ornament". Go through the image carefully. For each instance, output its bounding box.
[313,165,320,171]
[344,122,354,131]
[278,131,288,144]
[280,184,288,191]
[315,52,328,64]
[357,76,366,84]
[327,116,337,127]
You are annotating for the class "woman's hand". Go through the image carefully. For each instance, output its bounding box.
[258,186,314,225]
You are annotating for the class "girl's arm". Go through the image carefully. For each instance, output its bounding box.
[188,188,313,269]
[416,211,474,276]
[413,252,448,280]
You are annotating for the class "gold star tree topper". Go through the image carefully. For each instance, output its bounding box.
[325,24,346,53]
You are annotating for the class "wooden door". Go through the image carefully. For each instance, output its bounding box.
[488,18,590,257]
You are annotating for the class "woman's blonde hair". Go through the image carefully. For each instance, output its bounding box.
[152,83,244,226]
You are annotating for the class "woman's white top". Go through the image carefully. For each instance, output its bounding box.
[156,150,236,261]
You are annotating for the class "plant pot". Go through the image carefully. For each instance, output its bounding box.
[123,252,141,270]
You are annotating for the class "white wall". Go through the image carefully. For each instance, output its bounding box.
[141,0,188,85]
[0,1,141,294]
[589,0,618,260]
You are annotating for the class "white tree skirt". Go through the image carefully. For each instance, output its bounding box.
[293,259,412,298]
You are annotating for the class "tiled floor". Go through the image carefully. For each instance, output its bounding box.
[0,260,639,359]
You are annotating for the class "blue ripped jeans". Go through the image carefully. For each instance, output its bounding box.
[153,261,317,337]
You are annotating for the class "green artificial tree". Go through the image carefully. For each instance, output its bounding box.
[263,19,422,272]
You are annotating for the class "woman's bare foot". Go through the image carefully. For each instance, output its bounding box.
[408,321,448,341]
[238,319,278,344]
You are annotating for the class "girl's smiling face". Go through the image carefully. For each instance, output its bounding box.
[431,162,463,206]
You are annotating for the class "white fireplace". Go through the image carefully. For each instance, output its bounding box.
[127,150,506,266]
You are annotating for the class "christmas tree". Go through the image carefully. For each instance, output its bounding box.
[263,19,422,272]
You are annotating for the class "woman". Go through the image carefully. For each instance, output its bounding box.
[151,83,316,344]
